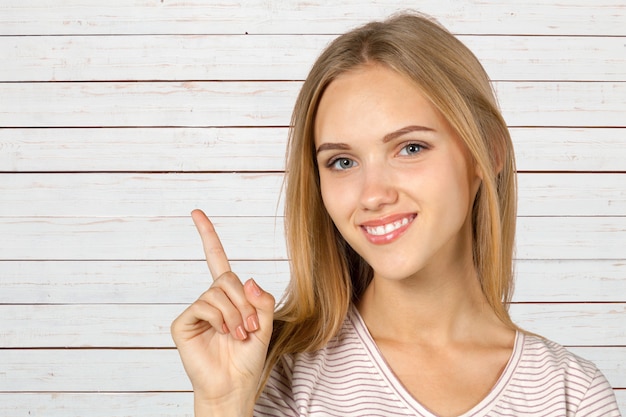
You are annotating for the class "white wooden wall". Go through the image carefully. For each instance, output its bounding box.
[0,1,624,415]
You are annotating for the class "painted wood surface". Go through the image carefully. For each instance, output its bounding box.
[0,347,623,391]
[2,127,625,172]
[1,81,624,127]
[1,0,624,415]
[1,173,624,216]
[0,303,625,348]
[1,259,625,304]
[1,35,624,82]
[1,0,624,35]
[0,216,625,261]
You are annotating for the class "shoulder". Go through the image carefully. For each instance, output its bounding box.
[255,312,367,413]
[265,310,368,381]
[500,332,620,416]
[520,333,600,378]
[255,309,413,416]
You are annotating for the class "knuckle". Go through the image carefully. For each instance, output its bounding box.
[207,245,225,256]
[215,270,239,285]
[198,288,217,304]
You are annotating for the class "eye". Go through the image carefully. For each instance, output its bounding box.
[329,157,357,170]
[399,143,424,156]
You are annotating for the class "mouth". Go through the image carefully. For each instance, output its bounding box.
[360,213,416,243]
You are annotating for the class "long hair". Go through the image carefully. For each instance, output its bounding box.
[259,11,517,394]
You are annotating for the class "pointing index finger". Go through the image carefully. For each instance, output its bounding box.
[191,209,231,280]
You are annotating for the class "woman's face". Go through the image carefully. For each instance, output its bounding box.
[314,64,482,282]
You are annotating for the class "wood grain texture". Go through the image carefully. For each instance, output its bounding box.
[0,127,289,172]
[1,127,624,172]
[0,216,624,261]
[1,81,624,127]
[1,0,624,35]
[0,347,623,391]
[2,35,623,82]
[0,304,624,348]
[1,1,623,414]
[0,260,290,304]
[1,172,623,217]
[1,259,624,304]
[0,393,194,417]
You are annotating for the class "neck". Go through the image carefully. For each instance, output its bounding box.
[356,260,502,346]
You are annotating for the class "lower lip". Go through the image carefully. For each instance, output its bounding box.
[361,216,415,245]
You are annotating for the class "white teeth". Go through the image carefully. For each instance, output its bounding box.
[365,217,412,236]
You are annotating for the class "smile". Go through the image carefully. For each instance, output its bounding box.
[360,214,416,243]
[364,216,413,235]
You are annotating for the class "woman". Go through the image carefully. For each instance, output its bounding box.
[171,13,620,416]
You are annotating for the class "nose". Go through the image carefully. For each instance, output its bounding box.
[358,167,399,211]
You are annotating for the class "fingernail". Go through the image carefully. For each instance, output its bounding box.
[247,315,259,331]
[236,325,247,340]
[249,278,262,297]
[222,323,229,334]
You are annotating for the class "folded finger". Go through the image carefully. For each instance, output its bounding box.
[199,284,249,341]
[214,271,259,333]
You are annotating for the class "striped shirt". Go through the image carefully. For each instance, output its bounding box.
[255,306,620,416]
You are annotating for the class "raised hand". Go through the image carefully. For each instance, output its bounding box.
[171,209,275,416]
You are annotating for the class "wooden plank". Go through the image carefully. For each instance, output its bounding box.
[509,304,626,347]
[0,393,193,417]
[1,172,623,217]
[461,36,626,82]
[0,127,289,172]
[0,216,624,261]
[511,127,626,172]
[0,303,623,348]
[1,0,624,36]
[516,173,626,217]
[515,217,626,260]
[0,304,181,348]
[493,82,625,127]
[0,349,189,392]
[0,81,299,128]
[0,216,287,261]
[0,173,285,217]
[2,35,623,82]
[512,260,626,303]
[0,259,623,305]
[0,260,291,304]
[1,127,624,172]
[0,81,623,128]
[0,347,623,391]
[0,34,325,83]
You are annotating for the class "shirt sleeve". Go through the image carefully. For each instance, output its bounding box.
[574,368,622,417]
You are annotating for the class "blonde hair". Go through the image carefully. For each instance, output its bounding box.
[259,11,517,394]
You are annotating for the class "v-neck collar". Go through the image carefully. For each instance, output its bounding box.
[348,305,524,417]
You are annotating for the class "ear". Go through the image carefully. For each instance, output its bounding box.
[475,162,484,180]
[468,157,483,200]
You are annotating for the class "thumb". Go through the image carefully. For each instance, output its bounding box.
[243,278,275,339]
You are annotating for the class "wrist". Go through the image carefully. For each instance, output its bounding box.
[194,391,255,417]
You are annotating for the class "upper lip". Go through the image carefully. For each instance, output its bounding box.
[359,213,417,227]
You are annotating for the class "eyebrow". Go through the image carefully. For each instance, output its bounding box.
[316,125,435,155]
[383,125,435,143]
[315,142,351,155]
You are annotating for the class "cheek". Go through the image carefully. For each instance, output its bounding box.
[319,175,340,219]
[319,175,354,225]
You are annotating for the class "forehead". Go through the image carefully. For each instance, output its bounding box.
[313,65,447,145]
